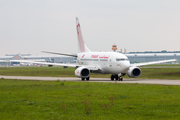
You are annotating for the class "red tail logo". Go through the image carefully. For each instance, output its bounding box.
[77,23,85,52]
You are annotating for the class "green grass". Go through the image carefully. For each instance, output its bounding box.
[1,79,180,119]
[0,66,180,79]
[0,67,75,77]
[138,68,180,79]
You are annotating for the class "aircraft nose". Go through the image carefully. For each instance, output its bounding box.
[121,61,130,73]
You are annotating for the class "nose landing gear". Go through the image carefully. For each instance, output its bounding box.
[119,76,123,81]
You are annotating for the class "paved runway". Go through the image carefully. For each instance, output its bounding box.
[0,75,180,85]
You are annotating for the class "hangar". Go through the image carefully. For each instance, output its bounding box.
[0,54,76,66]
[126,53,180,63]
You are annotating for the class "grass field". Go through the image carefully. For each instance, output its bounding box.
[1,79,180,119]
[0,66,180,79]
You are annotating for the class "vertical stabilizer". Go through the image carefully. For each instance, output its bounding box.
[76,17,91,53]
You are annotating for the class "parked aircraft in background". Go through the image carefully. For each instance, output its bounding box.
[11,18,176,81]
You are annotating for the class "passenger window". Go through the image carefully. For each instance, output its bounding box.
[116,58,129,61]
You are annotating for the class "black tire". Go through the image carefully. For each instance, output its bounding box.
[115,74,118,80]
[81,78,85,81]
[111,75,115,81]
[86,77,89,81]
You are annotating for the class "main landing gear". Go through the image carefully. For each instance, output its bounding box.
[81,77,90,81]
[111,74,123,81]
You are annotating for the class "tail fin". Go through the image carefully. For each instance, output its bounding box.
[76,17,91,53]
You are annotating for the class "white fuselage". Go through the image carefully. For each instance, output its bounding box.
[77,52,130,74]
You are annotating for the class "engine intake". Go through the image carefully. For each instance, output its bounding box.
[75,67,90,78]
[127,67,141,78]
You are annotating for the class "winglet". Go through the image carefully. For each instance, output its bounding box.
[76,17,91,53]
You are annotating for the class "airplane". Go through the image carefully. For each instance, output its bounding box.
[11,17,177,81]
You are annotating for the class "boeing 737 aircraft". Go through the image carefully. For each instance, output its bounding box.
[11,18,176,81]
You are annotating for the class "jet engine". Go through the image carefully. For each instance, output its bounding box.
[127,67,141,78]
[75,67,90,78]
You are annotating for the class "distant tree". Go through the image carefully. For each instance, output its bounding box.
[161,50,167,53]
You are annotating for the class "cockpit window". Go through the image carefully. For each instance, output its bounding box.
[116,58,129,61]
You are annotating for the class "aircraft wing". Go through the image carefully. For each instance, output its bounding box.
[10,60,99,70]
[130,59,177,67]
[10,60,78,67]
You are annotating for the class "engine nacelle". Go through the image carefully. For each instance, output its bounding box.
[75,67,90,78]
[127,67,141,78]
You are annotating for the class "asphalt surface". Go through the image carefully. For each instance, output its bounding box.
[1,75,180,85]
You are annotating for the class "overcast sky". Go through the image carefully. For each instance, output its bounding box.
[0,0,180,56]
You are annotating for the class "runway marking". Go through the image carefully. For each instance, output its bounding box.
[0,75,180,85]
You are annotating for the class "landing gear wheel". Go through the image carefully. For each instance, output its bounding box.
[115,74,119,80]
[81,78,85,81]
[86,77,89,81]
[111,75,115,81]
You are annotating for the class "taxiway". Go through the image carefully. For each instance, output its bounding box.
[0,75,180,85]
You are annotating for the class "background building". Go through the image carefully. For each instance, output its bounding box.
[0,54,76,66]
[0,49,179,66]
[126,53,179,63]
